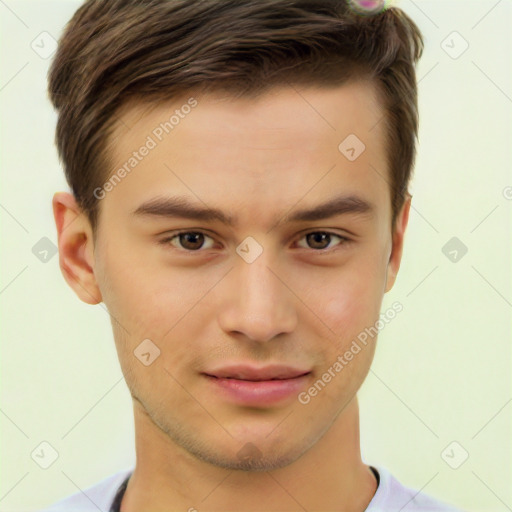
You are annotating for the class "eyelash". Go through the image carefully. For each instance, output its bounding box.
[158,230,350,253]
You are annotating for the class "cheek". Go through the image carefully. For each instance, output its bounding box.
[96,239,208,336]
[312,258,387,341]
[101,258,213,391]
[95,247,225,387]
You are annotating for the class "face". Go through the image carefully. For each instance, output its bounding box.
[56,81,409,471]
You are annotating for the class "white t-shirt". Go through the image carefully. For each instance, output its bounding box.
[39,465,465,511]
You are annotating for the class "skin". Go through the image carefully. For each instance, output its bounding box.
[53,80,410,512]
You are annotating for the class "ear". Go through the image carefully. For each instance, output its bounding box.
[384,195,411,293]
[52,192,102,304]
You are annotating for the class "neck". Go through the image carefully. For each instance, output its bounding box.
[121,396,377,512]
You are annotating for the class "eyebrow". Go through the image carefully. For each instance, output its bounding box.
[132,194,374,226]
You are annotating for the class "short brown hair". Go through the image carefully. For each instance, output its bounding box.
[48,0,423,232]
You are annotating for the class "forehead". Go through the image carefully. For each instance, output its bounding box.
[101,81,389,229]
[115,80,383,147]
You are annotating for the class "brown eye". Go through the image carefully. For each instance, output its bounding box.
[161,231,216,251]
[297,231,347,250]
[178,232,205,250]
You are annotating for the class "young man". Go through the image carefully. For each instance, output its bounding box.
[42,0,464,510]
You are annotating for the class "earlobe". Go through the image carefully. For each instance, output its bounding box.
[384,195,411,293]
[53,192,102,305]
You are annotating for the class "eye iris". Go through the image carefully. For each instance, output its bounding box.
[307,232,331,249]
[180,232,204,250]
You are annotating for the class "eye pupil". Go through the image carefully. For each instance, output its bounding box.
[307,232,330,249]
[180,232,204,250]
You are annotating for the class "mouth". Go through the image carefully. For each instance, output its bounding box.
[206,375,309,381]
[204,365,311,381]
[202,365,312,405]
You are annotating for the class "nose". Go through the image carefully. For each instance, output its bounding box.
[217,249,298,343]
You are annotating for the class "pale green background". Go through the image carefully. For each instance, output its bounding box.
[1,1,511,511]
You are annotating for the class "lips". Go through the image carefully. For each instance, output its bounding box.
[203,365,312,406]
[204,365,311,381]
